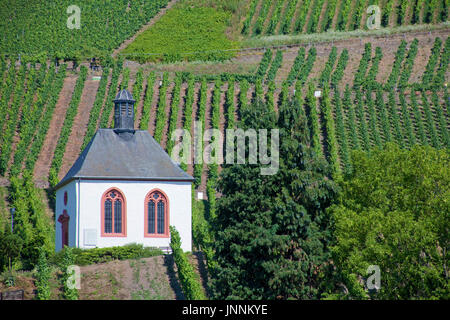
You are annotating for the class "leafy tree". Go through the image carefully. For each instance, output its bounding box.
[0,223,23,273]
[328,144,449,299]
[211,96,338,299]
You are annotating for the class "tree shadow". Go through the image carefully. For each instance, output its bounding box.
[193,251,212,299]
[163,254,184,300]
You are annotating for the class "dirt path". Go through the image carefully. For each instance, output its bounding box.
[112,0,179,59]
[33,74,78,186]
[59,76,101,180]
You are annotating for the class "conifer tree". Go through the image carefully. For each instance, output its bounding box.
[211,97,337,299]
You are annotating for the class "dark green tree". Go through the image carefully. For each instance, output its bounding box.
[211,96,338,299]
[0,223,23,272]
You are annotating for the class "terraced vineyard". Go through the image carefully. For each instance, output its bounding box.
[1,31,448,195]
[241,0,449,36]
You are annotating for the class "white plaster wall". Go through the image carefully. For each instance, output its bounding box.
[76,180,192,252]
[55,180,78,252]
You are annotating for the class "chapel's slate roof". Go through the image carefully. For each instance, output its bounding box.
[55,129,193,189]
[114,89,135,102]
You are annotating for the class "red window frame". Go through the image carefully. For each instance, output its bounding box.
[101,187,127,237]
[144,189,169,238]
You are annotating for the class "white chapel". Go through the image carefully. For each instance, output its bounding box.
[54,89,194,252]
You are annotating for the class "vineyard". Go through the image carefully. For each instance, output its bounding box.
[0,30,447,195]
[0,0,449,301]
[241,0,449,36]
[0,0,170,61]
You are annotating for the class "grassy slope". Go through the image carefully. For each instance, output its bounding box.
[122,5,239,63]
[0,254,208,300]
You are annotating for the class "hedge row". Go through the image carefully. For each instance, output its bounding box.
[365,90,382,148]
[81,67,110,151]
[241,0,258,35]
[10,65,55,176]
[193,78,208,188]
[398,39,419,88]
[170,226,206,300]
[387,90,405,148]
[266,50,283,82]
[166,73,182,155]
[420,90,440,148]
[365,47,383,90]
[225,77,236,129]
[99,61,122,129]
[344,85,360,150]
[153,72,169,144]
[422,37,442,87]
[266,0,284,35]
[255,49,273,79]
[0,65,28,175]
[375,86,392,144]
[280,0,299,34]
[287,47,305,84]
[24,65,67,172]
[320,87,340,175]
[0,63,18,134]
[298,47,316,85]
[333,87,351,173]
[294,0,311,33]
[179,74,195,172]
[353,43,372,90]
[318,46,337,88]
[354,89,370,151]
[305,82,322,157]
[139,71,156,130]
[399,89,416,147]
[385,40,407,90]
[49,65,88,187]
[410,87,428,145]
[132,68,144,116]
[331,49,349,88]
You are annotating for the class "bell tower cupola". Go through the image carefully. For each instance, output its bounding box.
[113,89,135,133]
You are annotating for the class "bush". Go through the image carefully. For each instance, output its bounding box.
[170,226,206,300]
[35,248,51,300]
[60,247,78,300]
[52,243,163,267]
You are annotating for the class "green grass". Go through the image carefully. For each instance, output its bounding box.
[122,7,238,63]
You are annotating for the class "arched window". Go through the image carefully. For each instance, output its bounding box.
[101,188,126,237]
[145,190,169,237]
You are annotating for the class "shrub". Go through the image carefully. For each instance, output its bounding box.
[52,243,163,267]
[35,248,51,300]
[60,247,78,300]
[170,226,206,300]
